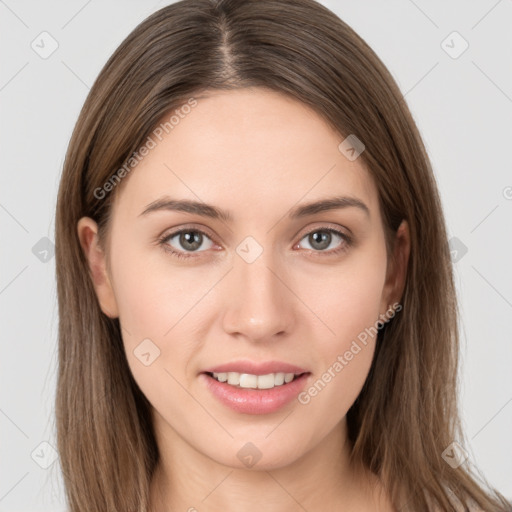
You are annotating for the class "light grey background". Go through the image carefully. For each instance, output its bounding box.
[1,0,511,510]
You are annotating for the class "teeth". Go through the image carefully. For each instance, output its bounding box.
[211,372,300,389]
[227,372,240,385]
[240,373,258,388]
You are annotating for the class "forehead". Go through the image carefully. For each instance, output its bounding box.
[111,87,379,223]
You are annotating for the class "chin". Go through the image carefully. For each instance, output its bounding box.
[203,436,310,472]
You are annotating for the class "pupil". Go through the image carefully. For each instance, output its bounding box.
[310,231,330,250]
[180,231,202,251]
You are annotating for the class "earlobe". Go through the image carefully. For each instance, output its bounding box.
[381,219,410,314]
[76,217,119,319]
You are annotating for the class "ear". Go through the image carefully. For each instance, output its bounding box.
[77,217,119,319]
[380,219,410,315]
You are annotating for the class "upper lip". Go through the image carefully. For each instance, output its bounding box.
[202,360,309,376]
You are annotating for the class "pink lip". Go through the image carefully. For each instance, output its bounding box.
[201,360,308,376]
[200,371,311,415]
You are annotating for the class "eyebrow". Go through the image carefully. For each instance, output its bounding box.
[138,195,370,222]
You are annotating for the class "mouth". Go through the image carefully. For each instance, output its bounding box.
[200,369,312,415]
[203,371,308,390]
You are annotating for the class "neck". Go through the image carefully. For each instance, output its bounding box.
[148,416,392,512]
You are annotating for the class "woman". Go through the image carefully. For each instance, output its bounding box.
[54,0,511,510]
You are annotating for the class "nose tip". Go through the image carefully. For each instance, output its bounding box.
[221,253,293,342]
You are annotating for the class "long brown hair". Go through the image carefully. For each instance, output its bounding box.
[54,0,511,510]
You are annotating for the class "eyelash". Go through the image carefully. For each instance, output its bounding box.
[157,226,353,261]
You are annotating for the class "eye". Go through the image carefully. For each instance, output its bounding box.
[158,228,216,260]
[158,225,352,261]
[295,228,352,255]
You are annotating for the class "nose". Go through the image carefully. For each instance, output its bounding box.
[221,246,295,343]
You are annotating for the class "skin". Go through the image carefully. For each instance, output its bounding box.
[78,87,410,511]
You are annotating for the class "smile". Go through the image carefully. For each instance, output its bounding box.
[201,371,311,415]
[207,371,304,389]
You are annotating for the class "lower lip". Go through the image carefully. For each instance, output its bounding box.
[200,372,310,415]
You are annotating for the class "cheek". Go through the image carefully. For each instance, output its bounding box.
[111,258,200,424]
[293,243,387,412]
[110,239,202,339]
[296,275,383,423]
[297,341,374,437]
[109,244,214,387]
[295,239,387,349]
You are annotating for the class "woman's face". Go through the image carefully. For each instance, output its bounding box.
[79,87,408,471]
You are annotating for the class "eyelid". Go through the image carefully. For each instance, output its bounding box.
[158,223,221,244]
[295,221,351,240]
